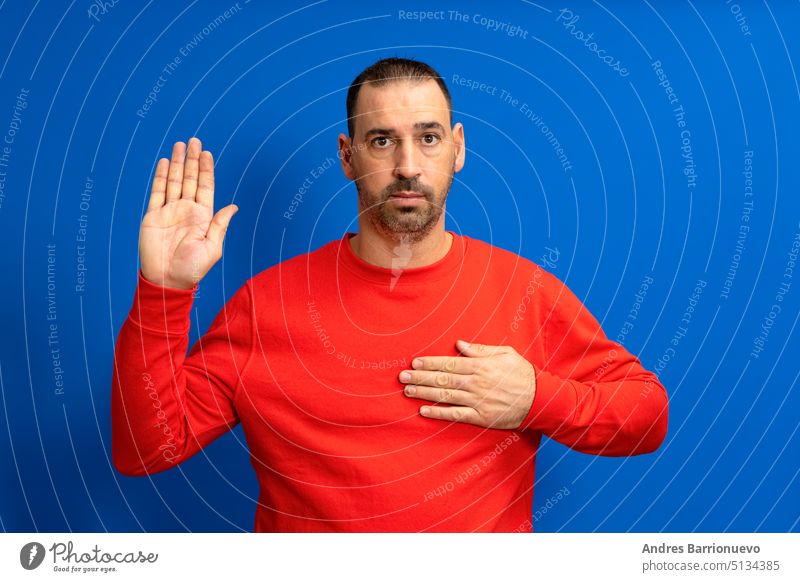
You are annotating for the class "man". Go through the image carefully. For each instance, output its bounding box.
[111,57,669,532]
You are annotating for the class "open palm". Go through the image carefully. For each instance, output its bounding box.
[139,138,238,290]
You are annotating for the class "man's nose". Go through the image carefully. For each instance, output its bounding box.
[393,139,422,181]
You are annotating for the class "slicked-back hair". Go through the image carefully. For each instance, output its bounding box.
[346,57,452,138]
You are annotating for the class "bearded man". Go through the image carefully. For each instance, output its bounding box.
[111,57,669,532]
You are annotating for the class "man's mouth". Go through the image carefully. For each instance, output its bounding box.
[389,191,425,198]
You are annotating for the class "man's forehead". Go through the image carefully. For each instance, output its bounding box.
[356,80,449,125]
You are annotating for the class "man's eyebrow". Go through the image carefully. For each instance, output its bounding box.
[413,121,446,132]
[364,127,395,138]
[363,121,446,138]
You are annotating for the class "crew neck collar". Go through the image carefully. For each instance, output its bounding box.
[336,230,466,286]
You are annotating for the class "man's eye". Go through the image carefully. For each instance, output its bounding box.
[421,134,441,145]
[372,137,392,148]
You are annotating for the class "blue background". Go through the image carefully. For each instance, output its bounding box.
[0,0,798,532]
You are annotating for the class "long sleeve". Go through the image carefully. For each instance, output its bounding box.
[111,270,254,476]
[519,273,669,456]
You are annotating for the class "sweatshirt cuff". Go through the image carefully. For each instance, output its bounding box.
[128,270,197,334]
[518,367,578,433]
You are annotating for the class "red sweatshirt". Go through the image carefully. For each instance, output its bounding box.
[111,231,669,532]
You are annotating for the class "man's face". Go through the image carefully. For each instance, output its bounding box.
[338,79,465,241]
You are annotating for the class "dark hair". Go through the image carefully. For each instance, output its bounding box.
[346,57,452,137]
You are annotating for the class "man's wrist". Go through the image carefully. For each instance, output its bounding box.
[140,269,198,291]
[517,367,577,433]
[128,269,197,334]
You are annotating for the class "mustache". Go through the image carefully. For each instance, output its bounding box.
[382,179,434,198]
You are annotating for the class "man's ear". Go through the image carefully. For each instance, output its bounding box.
[452,122,465,173]
[338,133,356,180]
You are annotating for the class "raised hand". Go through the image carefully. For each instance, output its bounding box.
[139,137,238,289]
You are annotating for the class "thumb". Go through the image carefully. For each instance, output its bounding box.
[206,204,238,247]
[456,339,483,357]
[456,339,507,357]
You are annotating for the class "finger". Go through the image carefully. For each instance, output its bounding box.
[411,355,477,374]
[165,141,186,202]
[456,340,510,357]
[182,137,201,201]
[419,405,482,425]
[206,204,238,248]
[148,158,170,210]
[197,150,215,209]
[403,385,475,407]
[399,369,469,390]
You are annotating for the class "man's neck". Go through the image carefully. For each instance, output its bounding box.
[349,225,453,270]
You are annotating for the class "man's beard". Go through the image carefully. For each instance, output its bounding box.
[355,171,453,244]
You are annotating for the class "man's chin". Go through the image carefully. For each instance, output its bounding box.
[374,213,441,240]
[361,194,445,239]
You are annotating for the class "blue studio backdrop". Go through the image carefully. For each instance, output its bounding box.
[0,0,798,532]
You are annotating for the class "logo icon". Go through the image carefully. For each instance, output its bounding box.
[390,238,413,291]
[20,542,46,570]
